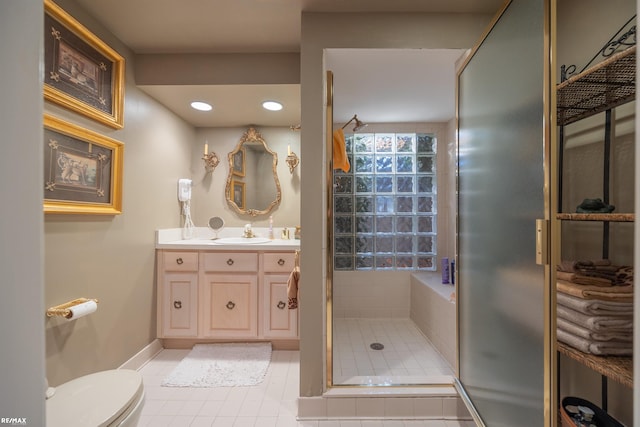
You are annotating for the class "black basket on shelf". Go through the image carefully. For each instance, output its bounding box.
[560,396,624,427]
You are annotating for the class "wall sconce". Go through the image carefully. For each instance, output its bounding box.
[202,142,219,173]
[286,145,299,174]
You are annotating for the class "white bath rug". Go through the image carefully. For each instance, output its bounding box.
[162,342,272,387]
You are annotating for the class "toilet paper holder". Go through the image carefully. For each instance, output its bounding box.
[46,297,99,318]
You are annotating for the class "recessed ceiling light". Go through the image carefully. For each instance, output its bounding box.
[190,101,212,111]
[262,101,283,111]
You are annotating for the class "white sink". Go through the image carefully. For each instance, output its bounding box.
[212,237,272,244]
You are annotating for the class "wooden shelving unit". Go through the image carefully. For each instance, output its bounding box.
[556,41,635,407]
[557,46,636,126]
[557,342,632,389]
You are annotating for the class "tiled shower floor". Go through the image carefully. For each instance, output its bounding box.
[332,318,454,385]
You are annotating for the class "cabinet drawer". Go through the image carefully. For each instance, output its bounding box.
[203,252,258,272]
[263,252,296,273]
[162,251,198,272]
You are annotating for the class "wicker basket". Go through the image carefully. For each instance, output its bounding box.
[560,397,624,427]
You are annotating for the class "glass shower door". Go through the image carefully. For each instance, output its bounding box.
[456,0,555,425]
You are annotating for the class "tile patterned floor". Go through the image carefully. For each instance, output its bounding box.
[137,317,470,427]
[332,318,454,385]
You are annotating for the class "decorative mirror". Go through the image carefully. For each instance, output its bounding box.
[208,216,224,239]
[225,128,281,217]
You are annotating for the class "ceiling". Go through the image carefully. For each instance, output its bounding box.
[73,0,503,127]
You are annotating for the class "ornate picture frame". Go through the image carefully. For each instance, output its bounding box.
[44,0,125,129]
[44,114,124,215]
[232,147,246,176]
[232,180,246,210]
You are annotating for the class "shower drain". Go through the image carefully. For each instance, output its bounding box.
[370,342,384,350]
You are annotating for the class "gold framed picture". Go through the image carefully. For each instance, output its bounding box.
[44,114,124,214]
[231,180,246,210]
[44,0,125,129]
[232,147,246,177]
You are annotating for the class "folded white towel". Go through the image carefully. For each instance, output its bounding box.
[557,317,632,342]
[557,304,632,332]
[557,328,632,356]
[557,292,633,316]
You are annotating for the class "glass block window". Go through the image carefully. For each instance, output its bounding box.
[333,132,437,271]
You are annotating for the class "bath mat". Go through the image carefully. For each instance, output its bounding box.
[162,342,271,387]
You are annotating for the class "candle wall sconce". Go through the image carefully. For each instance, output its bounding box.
[286,151,299,174]
[203,152,220,173]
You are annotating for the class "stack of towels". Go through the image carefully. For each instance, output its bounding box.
[556,259,633,356]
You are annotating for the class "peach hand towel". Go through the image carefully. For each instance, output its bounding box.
[287,267,300,309]
[332,128,350,172]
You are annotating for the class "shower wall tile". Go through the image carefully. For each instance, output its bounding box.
[333,271,411,318]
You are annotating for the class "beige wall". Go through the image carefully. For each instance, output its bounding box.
[190,127,301,229]
[0,0,46,422]
[299,11,494,397]
[43,0,195,386]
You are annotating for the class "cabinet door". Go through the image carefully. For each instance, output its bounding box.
[160,273,198,337]
[201,274,258,338]
[263,275,298,338]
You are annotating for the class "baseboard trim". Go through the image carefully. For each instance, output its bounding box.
[119,339,163,371]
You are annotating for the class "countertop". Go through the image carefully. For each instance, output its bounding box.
[155,227,301,251]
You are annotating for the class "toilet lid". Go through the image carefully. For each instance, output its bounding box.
[47,369,143,427]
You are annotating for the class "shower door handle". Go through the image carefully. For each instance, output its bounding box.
[535,219,549,266]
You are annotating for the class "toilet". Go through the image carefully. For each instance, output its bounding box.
[46,369,144,427]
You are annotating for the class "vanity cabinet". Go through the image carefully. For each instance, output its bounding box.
[156,248,299,346]
[201,252,259,338]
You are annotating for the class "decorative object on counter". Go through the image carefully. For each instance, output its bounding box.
[47,297,98,320]
[294,226,301,240]
[243,223,255,238]
[225,127,281,217]
[44,0,125,129]
[576,198,615,213]
[202,142,220,173]
[268,215,274,239]
[286,148,300,174]
[43,114,124,215]
[281,227,290,240]
[208,216,224,239]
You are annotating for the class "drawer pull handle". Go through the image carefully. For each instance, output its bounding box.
[277,301,286,310]
[176,257,184,265]
[173,300,182,309]
[226,301,236,310]
[277,259,285,266]
[227,258,234,266]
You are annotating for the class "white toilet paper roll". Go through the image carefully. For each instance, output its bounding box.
[66,300,97,320]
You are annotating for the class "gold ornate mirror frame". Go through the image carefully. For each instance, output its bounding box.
[225,127,282,217]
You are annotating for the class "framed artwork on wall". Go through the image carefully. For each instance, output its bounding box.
[44,0,125,129]
[44,114,124,215]
[232,148,246,176]
[232,180,246,210]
